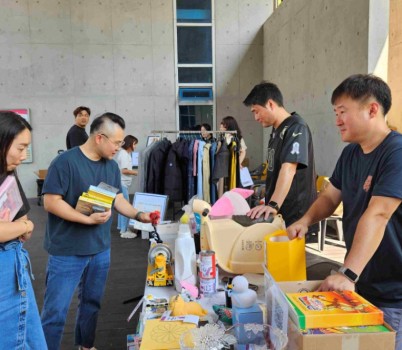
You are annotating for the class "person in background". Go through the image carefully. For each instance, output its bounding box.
[0,111,47,349]
[201,123,213,142]
[115,135,138,239]
[243,81,317,237]
[220,116,247,167]
[66,106,91,149]
[287,74,402,349]
[41,113,154,350]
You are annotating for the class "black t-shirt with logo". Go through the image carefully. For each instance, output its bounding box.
[265,112,317,227]
[330,131,402,308]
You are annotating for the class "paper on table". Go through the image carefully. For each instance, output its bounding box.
[139,319,196,350]
[240,167,254,187]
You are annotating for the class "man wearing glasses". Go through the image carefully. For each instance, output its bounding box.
[41,113,153,350]
[66,106,91,149]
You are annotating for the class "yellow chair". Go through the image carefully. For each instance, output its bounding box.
[316,176,344,251]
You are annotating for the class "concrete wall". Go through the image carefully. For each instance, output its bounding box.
[215,0,273,167]
[262,0,371,177]
[0,0,271,198]
[0,0,177,197]
[388,0,402,131]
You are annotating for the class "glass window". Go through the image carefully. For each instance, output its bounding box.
[177,27,212,64]
[178,67,212,83]
[177,0,211,23]
[179,105,213,130]
[179,88,213,102]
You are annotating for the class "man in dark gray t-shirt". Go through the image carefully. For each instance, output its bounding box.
[287,74,402,349]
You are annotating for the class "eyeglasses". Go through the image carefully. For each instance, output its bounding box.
[100,133,125,148]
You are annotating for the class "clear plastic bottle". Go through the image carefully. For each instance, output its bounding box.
[174,224,197,292]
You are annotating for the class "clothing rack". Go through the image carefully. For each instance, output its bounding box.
[151,130,237,138]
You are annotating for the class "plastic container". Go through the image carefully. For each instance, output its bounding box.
[174,224,197,292]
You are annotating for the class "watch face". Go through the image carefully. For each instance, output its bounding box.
[340,267,358,282]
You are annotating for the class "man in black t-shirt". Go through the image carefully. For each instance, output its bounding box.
[66,106,91,149]
[243,82,317,232]
[287,74,402,348]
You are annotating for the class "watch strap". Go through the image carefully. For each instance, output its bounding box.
[267,201,280,212]
[338,266,359,283]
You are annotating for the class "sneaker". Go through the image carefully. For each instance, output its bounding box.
[120,231,137,239]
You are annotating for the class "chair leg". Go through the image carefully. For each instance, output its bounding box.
[319,220,328,252]
[335,219,343,241]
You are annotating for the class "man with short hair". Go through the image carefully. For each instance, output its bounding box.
[243,82,317,235]
[287,74,402,348]
[66,106,91,149]
[41,113,153,350]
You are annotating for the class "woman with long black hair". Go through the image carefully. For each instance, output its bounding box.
[0,111,47,349]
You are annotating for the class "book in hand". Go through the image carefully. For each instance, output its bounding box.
[0,175,23,221]
[286,290,383,329]
[75,184,117,216]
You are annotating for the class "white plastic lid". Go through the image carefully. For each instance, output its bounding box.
[178,223,191,237]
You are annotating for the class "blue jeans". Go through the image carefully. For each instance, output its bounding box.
[41,249,111,350]
[0,241,47,350]
[380,306,402,350]
[117,183,130,232]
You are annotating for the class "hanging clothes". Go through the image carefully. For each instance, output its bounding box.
[209,141,218,204]
[138,141,159,193]
[164,139,189,202]
[192,140,199,177]
[202,143,211,203]
[212,139,230,181]
[187,139,196,202]
[197,140,206,199]
[146,139,171,194]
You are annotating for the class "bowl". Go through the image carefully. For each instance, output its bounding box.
[180,323,288,350]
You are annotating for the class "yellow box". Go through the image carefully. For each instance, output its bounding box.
[264,229,306,281]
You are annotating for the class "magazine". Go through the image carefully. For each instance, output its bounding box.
[0,175,23,221]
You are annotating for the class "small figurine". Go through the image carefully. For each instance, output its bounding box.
[228,275,257,308]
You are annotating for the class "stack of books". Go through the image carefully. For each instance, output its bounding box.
[75,185,117,216]
[286,290,384,329]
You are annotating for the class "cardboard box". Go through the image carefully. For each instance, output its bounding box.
[270,279,396,350]
[34,169,48,179]
[287,319,394,350]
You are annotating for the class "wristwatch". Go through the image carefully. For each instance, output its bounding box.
[267,201,280,212]
[338,266,359,283]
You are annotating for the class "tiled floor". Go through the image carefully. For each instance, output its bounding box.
[306,237,346,264]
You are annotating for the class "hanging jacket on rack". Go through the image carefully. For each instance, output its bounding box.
[202,143,212,203]
[139,141,159,193]
[209,141,218,204]
[212,139,230,182]
[187,139,196,202]
[164,139,189,202]
[146,139,171,194]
